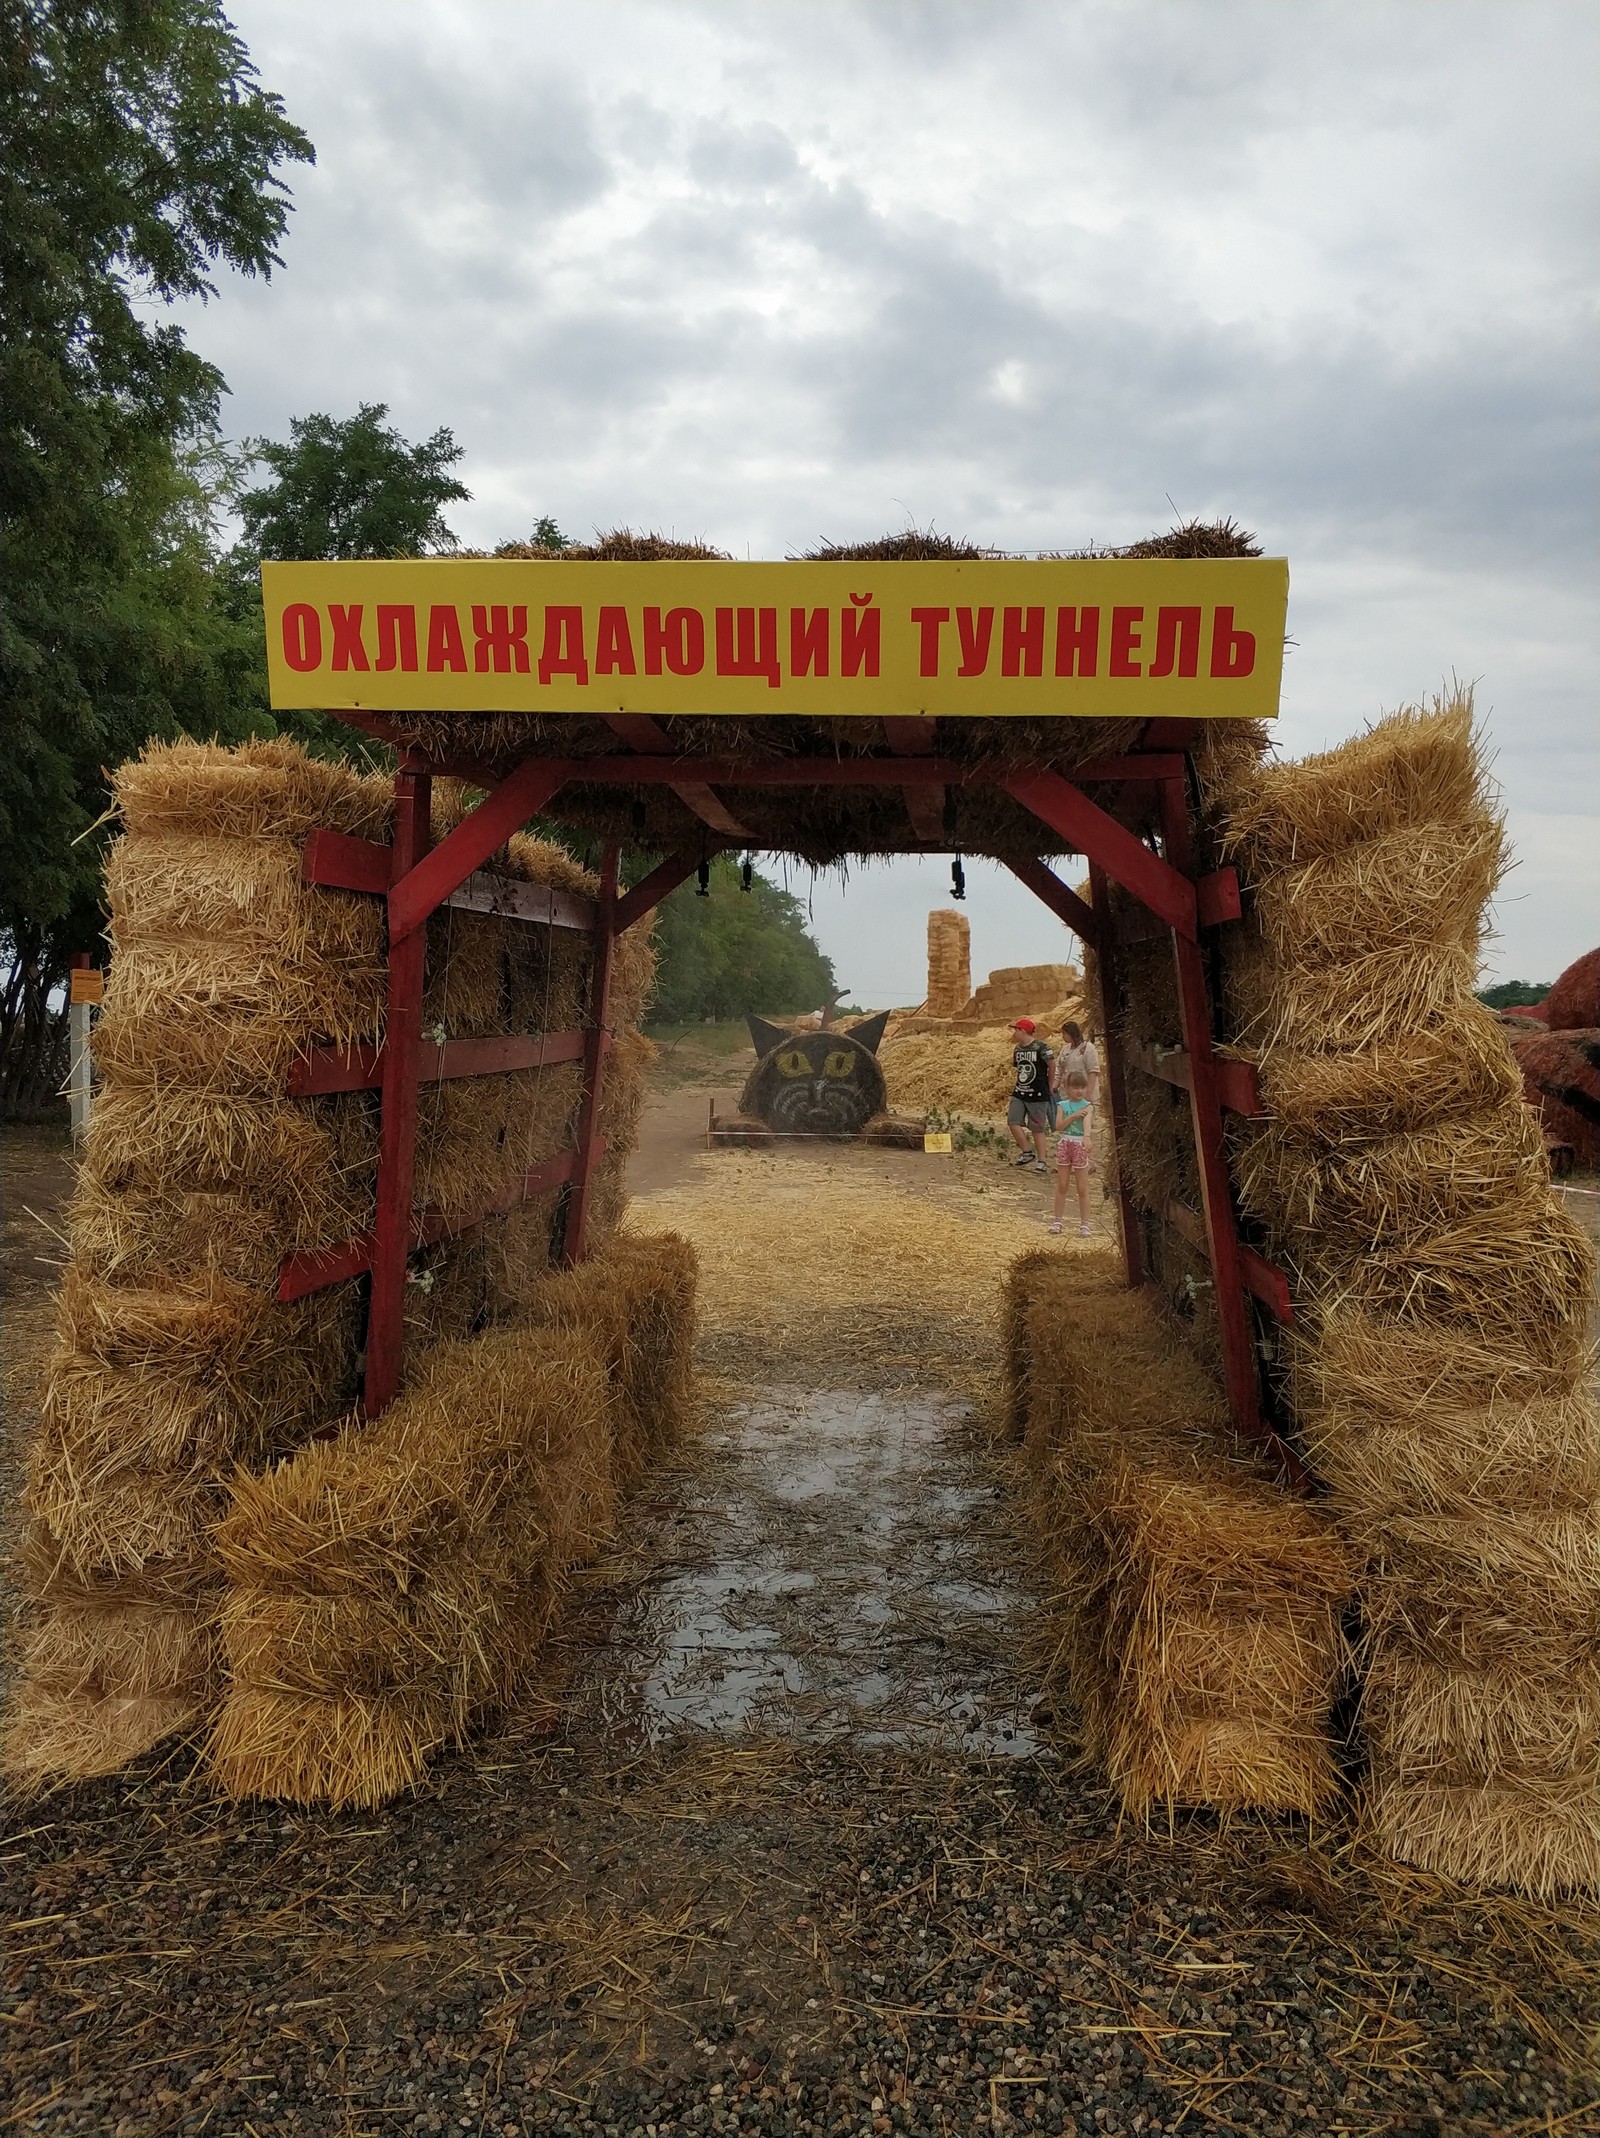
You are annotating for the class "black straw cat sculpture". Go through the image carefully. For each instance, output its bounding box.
[740,1012,892,1137]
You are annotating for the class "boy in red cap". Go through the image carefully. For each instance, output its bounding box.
[1006,1017,1055,1171]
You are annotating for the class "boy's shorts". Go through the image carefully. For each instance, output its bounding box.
[1008,1097,1054,1129]
[1056,1135,1091,1170]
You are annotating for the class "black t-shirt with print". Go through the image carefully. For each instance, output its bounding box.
[1012,1041,1054,1102]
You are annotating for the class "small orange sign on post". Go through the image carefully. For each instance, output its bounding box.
[69,967,103,1006]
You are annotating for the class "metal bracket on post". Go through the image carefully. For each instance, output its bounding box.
[562,842,620,1265]
[363,754,432,1417]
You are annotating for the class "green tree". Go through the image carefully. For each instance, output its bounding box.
[1,0,313,1112]
[234,403,468,562]
[1478,980,1552,1010]
[646,856,837,1024]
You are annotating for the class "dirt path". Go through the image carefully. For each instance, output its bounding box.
[3,1102,1597,2137]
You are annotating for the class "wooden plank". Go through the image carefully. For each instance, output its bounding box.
[604,712,752,838]
[1066,753,1186,782]
[363,763,432,1415]
[302,828,391,896]
[1159,1198,1294,1326]
[1087,859,1143,1288]
[275,1146,596,1302]
[562,844,619,1263]
[1115,866,1242,942]
[1002,856,1098,945]
[614,844,723,933]
[388,757,570,944]
[288,1028,590,1097]
[1128,1043,1262,1117]
[1006,771,1198,937]
[446,869,596,932]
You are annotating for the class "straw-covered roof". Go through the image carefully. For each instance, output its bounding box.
[363,521,1264,867]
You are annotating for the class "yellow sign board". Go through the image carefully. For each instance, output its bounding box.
[922,1131,955,1154]
[262,557,1286,720]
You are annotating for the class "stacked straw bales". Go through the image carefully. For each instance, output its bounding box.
[926,909,971,1018]
[1004,1252,1353,1818]
[209,1235,696,1806]
[1215,695,1600,1895]
[7,738,665,1790]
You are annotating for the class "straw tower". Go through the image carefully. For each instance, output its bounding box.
[6,739,665,1789]
[1003,1252,1352,1817]
[926,909,971,1017]
[1215,693,1600,1895]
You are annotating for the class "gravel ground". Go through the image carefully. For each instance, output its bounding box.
[5,1119,1598,2136]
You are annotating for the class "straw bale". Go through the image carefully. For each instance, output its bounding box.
[93,935,387,1077]
[584,1150,632,1250]
[424,907,507,1035]
[3,1685,201,1787]
[1118,932,1181,1051]
[1298,1381,1598,1519]
[105,829,383,969]
[1299,1183,1596,1360]
[481,1196,565,1316]
[1349,1510,1600,1663]
[1003,1253,1352,1818]
[115,736,391,844]
[878,1027,1015,1116]
[210,1322,615,1803]
[1364,1762,1600,1900]
[1116,1068,1196,1218]
[404,1230,492,1350]
[962,963,1077,1023]
[524,1232,698,1485]
[1362,1643,1600,1775]
[1246,1003,1521,1139]
[1221,694,1488,874]
[1248,816,1504,968]
[20,1594,216,1703]
[1225,933,1482,1054]
[1233,1099,1546,1256]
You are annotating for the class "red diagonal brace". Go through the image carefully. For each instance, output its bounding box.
[388,757,570,944]
[1004,771,1197,937]
[1002,856,1099,945]
[614,844,726,933]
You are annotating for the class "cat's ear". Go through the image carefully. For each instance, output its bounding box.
[848,1010,891,1055]
[747,1015,790,1057]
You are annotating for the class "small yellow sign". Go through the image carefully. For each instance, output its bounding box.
[69,968,103,1005]
[923,1131,955,1154]
[261,556,1286,720]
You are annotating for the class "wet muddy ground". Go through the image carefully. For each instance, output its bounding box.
[4,1089,1598,2137]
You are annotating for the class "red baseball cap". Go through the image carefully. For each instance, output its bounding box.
[1012,1018,1037,1032]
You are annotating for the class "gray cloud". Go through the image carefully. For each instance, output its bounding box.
[185,0,1597,983]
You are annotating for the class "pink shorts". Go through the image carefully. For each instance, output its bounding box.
[1056,1136,1091,1171]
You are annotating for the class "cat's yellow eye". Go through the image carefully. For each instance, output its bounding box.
[823,1050,854,1078]
[776,1050,810,1076]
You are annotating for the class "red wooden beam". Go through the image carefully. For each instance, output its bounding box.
[289,1027,589,1097]
[1115,867,1242,942]
[364,762,432,1415]
[1005,771,1198,937]
[882,717,945,841]
[303,828,391,895]
[1067,753,1186,782]
[388,756,571,944]
[614,844,724,933]
[1128,1042,1262,1118]
[562,843,620,1264]
[552,754,970,787]
[1087,859,1143,1290]
[1160,1197,1294,1326]
[1157,776,1278,1465]
[1002,856,1099,946]
[604,713,752,838]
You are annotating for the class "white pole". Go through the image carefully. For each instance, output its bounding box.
[68,998,93,1143]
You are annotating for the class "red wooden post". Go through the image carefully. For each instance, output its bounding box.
[562,841,620,1265]
[1086,860,1144,1289]
[363,754,432,1415]
[1156,776,1275,1458]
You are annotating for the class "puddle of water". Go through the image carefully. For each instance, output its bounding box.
[582,1388,1043,1755]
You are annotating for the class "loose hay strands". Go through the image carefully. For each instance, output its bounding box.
[877,1027,1017,1116]
[1002,1252,1353,1820]
[209,1322,617,1805]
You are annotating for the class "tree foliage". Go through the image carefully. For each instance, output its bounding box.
[235,403,468,563]
[0,0,314,1110]
[1478,979,1552,1010]
[646,857,837,1025]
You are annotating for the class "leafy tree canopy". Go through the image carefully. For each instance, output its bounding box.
[646,856,837,1025]
[1478,979,1552,1010]
[235,403,469,562]
[1,0,312,1110]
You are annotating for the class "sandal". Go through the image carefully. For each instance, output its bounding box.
[1048,1219,1063,1235]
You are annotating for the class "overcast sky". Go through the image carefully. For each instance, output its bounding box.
[187,0,1597,1001]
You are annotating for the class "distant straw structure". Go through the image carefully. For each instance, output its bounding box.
[1003,1252,1352,1819]
[1213,691,1600,1895]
